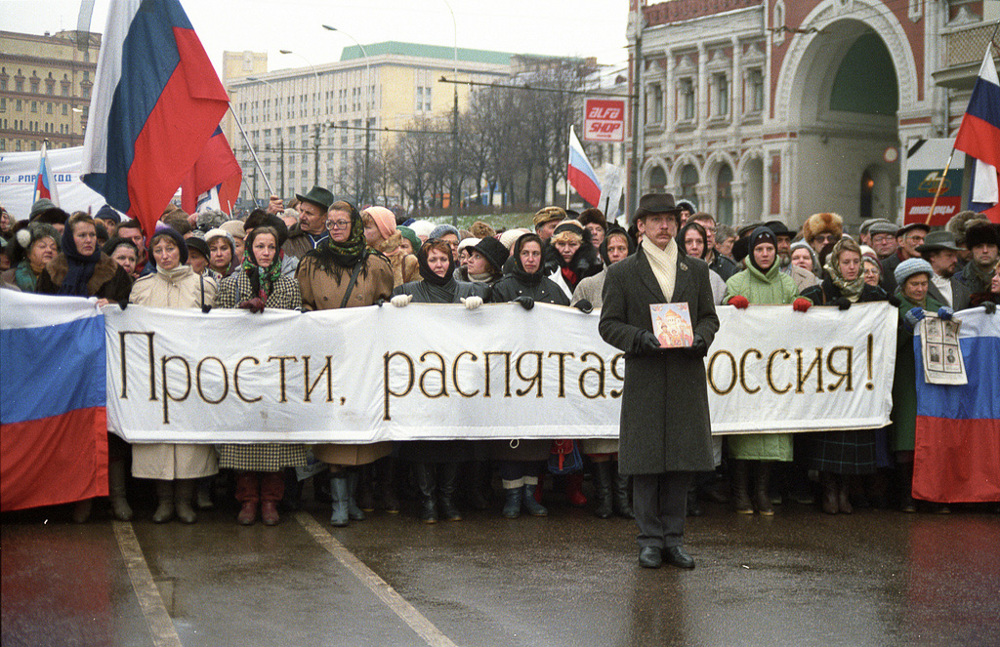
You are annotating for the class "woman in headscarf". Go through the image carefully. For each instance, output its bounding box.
[205,228,237,280]
[2,222,60,292]
[103,237,140,279]
[390,239,489,523]
[297,200,394,527]
[677,220,727,304]
[216,225,306,526]
[489,232,570,518]
[724,226,812,516]
[36,213,132,303]
[571,225,636,519]
[544,220,602,300]
[361,205,419,287]
[800,238,888,514]
[129,227,218,523]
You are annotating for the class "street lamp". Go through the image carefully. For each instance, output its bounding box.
[440,0,459,226]
[247,75,285,200]
[322,25,372,206]
[279,49,323,188]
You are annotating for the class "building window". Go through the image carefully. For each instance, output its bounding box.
[714,74,728,117]
[16,99,22,112]
[47,102,53,114]
[15,78,24,92]
[748,69,764,113]
[648,83,663,124]
[31,101,38,113]
[680,164,699,203]
[679,78,695,121]
[717,164,734,224]
[0,98,5,112]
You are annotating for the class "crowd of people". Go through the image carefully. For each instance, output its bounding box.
[2,192,998,535]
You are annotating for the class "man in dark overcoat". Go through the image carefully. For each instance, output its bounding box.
[598,193,719,570]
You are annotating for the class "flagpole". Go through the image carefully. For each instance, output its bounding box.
[228,104,274,197]
[566,127,572,210]
[924,149,955,227]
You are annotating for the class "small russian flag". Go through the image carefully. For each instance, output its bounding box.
[34,140,60,206]
[954,47,1000,222]
[568,126,602,208]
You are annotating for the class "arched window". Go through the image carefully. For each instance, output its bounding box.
[680,164,699,204]
[717,164,733,224]
[649,165,667,192]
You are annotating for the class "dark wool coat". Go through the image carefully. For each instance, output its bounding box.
[489,274,569,305]
[598,247,719,475]
[36,253,133,303]
[543,239,602,292]
[393,279,489,303]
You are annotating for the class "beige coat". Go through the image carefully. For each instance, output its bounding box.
[129,266,220,479]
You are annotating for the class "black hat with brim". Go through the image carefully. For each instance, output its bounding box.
[295,186,335,212]
[472,236,510,273]
[631,192,681,226]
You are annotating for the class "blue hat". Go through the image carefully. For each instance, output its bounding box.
[894,257,933,286]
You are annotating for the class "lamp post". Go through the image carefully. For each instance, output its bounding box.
[247,75,285,200]
[441,0,459,226]
[279,49,323,188]
[322,25,372,206]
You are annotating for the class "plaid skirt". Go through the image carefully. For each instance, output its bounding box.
[805,430,876,475]
[218,443,308,472]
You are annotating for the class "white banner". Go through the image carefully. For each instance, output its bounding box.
[101,301,898,443]
[0,147,107,220]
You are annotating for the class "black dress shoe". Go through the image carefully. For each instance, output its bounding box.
[663,546,695,570]
[638,546,662,569]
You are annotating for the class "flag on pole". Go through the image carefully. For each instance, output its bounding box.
[568,126,602,208]
[34,140,60,206]
[180,126,242,215]
[954,47,1000,222]
[81,0,230,238]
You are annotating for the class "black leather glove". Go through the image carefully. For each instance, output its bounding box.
[514,296,534,311]
[119,301,128,311]
[685,334,708,358]
[888,294,902,307]
[201,304,212,314]
[633,330,661,355]
[834,297,851,311]
[238,297,265,314]
[376,298,385,307]
[984,301,997,315]
[574,299,593,314]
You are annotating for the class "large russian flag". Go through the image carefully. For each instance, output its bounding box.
[1,292,109,511]
[954,48,1000,223]
[81,0,229,237]
[34,140,61,205]
[179,126,242,215]
[912,308,1000,503]
[568,126,602,208]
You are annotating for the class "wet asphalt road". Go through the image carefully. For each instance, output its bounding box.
[2,494,999,647]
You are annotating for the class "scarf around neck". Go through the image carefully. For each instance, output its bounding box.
[58,226,101,296]
[304,213,371,283]
[825,247,866,302]
[642,237,677,301]
[242,246,283,302]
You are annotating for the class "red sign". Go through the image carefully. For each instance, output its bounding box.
[583,98,626,143]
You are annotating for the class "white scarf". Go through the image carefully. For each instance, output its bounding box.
[642,237,677,301]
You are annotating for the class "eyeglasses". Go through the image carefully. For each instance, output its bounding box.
[326,220,352,231]
[816,234,837,243]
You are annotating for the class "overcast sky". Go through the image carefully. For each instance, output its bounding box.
[4,0,631,75]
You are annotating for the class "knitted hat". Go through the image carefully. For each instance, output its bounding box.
[28,198,57,220]
[429,223,460,240]
[204,228,236,255]
[94,204,121,225]
[894,257,933,287]
[499,228,531,250]
[149,224,189,264]
[409,219,435,240]
[471,236,509,273]
[457,237,480,253]
[219,219,246,241]
[397,226,420,253]
[364,206,397,241]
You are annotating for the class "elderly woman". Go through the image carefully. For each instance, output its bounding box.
[545,220,602,300]
[130,228,219,523]
[790,240,821,277]
[891,258,947,513]
[397,226,420,257]
[205,228,237,279]
[800,238,888,514]
[297,200,394,527]
[103,237,140,279]
[216,226,305,526]
[678,221,727,304]
[725,227,812,515]
[37,213,132,304]
[390,239,489,523]
[428,224,460,258]
[490,232,570,517]
[2,222,60,292]
[362,206,419,287]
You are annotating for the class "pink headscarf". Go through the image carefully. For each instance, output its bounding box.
[364,206,396,241]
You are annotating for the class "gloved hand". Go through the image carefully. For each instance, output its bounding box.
[238,297,265,314]
[461,296,483,310]
[833,297,851,311]
[728,295,749,309]
[792,297,812,312]
[685,334,708,358]
[390,294,412,308]
[937,306,954,321]
[904,307,925,330]
[376,298,385,307]
[514,295,534,311]
[119,301,128,311]
[633,330,661,355]
[573,299,593,314]
[983,301,996,315]
[201,303,212,314]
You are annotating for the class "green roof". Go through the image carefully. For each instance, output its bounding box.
[340,41,513,66]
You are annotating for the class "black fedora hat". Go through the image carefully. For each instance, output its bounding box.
[631,192,681,226]
[916,230,962,254]
[763,220,793,238]
[472,236,510,273]
[295,186,335,211]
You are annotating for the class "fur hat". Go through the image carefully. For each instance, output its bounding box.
[578,208,607,231]
[894,258,933,287]
[802,213,843,243]
[10,221,60,266]
[964,222,1000,250]
[469,221,496,239]
[945,210,990,247]
[533,206,566,229]
[196,209,228,232]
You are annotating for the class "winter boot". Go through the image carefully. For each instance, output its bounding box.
[235,471,259,525]
[837,475,853,515]
[820,471,838,514]
[346,470,365,521]
[437,462,462,521]
[174,479,198,524]
[260,471,284,526]
[356,464,375,513]
[377,457,400,513]
[566,472,588,507]
[753,462,774,516]
[108,460,133,521]
[72,499,93,524]
[196,477,214,510]
[522,479,549,517]
[612,466,634,519]
[152,480,175,523]
[467,460,491,511]
[501,484,523,519]
[413,463,438,523]
[731,460,753,514]
[592,461,614,519]
[330,474,350,527]
[533,473,545,504]
[899,462,916,513]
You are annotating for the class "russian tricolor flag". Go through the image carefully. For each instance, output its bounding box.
[1,293,109,511]
[34,140,61,206]
[568,126,602,208]
[954,47,1000,223]
[912,308,1000,503]
[82,0,229,236]
[180,126,242,215]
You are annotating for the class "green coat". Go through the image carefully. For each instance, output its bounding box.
[723,263,801,461]
[892,292,944,452]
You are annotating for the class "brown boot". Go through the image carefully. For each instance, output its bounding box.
[837,475,853,514]
[260,471,284,526]
[753,462,774,516]
[820,471,838,515]
[236,472,258,525]
[731,460,753,514]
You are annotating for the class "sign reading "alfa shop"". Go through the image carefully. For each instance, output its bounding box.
[583,98,626,143]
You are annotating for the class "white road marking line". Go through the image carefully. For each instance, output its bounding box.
[295,512,459,647]
[112,521,184,647]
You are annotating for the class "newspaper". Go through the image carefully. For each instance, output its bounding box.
[920,314,967,385]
